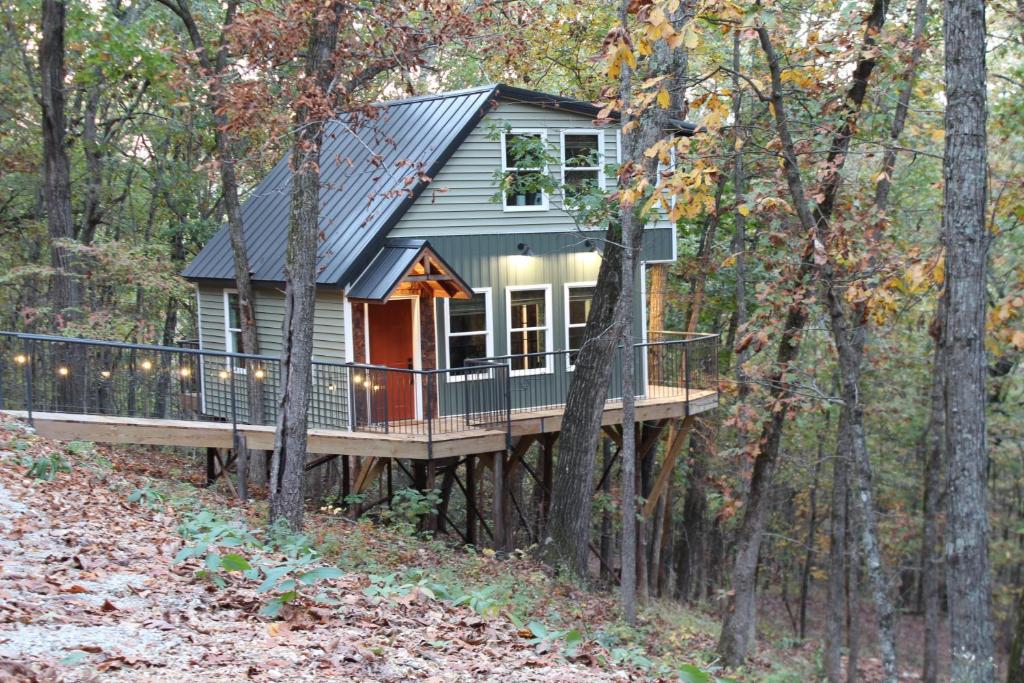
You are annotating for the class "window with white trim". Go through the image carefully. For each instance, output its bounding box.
[501,130,549,210]
[445,290,492,380]
[508,286,551,374]
[561,132,602,206]
[565,284,596,369]
[224,290,243,354]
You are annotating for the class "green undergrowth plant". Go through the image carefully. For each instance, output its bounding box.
[171,509,344,617]
[20,451,71,480]
[380,487,441,535]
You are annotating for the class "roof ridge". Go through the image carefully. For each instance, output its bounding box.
[372,84,497,108]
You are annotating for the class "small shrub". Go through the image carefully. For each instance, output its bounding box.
[380,487,440,534]
[21,452,71,480]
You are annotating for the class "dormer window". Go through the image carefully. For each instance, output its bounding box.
[561,131,603,207]
[500,129,551,211]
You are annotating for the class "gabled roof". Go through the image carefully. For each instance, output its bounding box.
[347,238,473,303]
[181,84,697,288]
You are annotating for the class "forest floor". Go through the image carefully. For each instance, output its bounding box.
[0,417,924,682]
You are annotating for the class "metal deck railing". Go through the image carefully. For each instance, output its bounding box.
[0,331,718,456]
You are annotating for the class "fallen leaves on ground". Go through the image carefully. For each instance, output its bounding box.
[0,421,641,682]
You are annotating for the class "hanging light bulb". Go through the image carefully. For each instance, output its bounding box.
[253,368,265,380]
[57,366,69,377]
[218,369,229,380]
[13,354,27,365]
[179,367,191,378]
[327,383,336,392]
[141,360,153,371]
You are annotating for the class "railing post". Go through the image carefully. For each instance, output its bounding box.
[426,373,434,459]
[463,366,471,427]
[346,364,355,430]
[24,338,34,426]
[228,353,238,432]
[504,364,512,452]
[684,341,692,415]
[382,369,389,434]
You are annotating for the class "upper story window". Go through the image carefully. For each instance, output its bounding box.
[565,283,596,370]
[507,285,553,375]
[445,289,493,381]
[561,132,603,207]
[500,129,551,211]
[224,290,243,354]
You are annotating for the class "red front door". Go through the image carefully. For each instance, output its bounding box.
[368,299,416,422]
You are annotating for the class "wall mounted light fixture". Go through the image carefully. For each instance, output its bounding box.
[516,242,535,257]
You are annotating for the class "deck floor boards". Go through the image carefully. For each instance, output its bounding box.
[2,388,716,460]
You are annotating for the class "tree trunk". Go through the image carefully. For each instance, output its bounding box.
[269,4,341,530]
[798,428,823,641]
[155,0,264,484]
[942,0,994,677]
[846,494,863,683]
[39,0,80,330]
[1009,588,1024,683]
[922,311,946,683]
[826,425,848,683]
[545,1,672,577]
[719,0,889,663]
[874,0,929,211]
[599,437,614,582]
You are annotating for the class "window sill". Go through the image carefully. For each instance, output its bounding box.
[445,370,494,384]
[502,204,549,213]
[510,366,554,378]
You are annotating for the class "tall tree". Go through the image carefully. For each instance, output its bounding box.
[719,0,890,663]
[38,0,79,328]
[269,2,342,529]
[942,0,995,677]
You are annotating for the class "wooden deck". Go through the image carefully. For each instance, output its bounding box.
[2,388,716,460]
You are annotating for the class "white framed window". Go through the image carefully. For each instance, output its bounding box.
[506,284,553,375]
[500,128,549,211]
[561,130,604,207]
[223,289,243,354]
[564,282,596,370]
[223,289,247,374]
[656,146,678,211]
[444,288,493,382]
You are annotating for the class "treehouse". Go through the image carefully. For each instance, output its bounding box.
[0,85,717,548]
[182,84,718,453]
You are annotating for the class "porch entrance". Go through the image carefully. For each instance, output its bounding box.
[368,298,417,421]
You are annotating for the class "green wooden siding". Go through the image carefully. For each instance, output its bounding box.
[390,101,675,262]
[422,233,647,417]
[196,285,348,427]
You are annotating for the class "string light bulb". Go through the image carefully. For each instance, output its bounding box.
[218,369,229,380]
[141,360,153,371]
[57,366,69,377]
[253,368,265,380]
[327,384,336,392]
[179,367,191,378]
[100,370,111,379]
[13,354,27,365]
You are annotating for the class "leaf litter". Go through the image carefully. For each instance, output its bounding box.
[0,420,641,682]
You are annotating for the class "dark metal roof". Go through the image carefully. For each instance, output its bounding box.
[347,238,473,303]
[181,84,698,287]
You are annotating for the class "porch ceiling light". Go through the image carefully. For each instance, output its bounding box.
[516,242,535,257]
